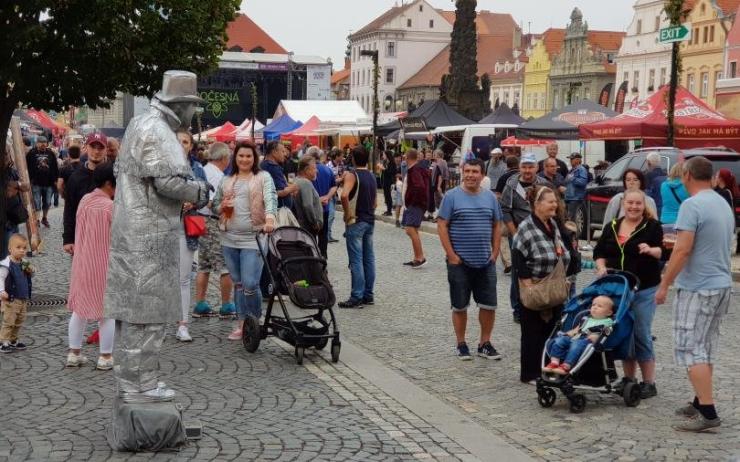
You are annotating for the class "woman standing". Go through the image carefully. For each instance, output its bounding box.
[594,189,663,398]
[512,185,571,383]
[212,141,277,340]
[66,163,116,369]
[175,129,207,342]
[603,169,657,225]
[660,163,689,225]
[292,156,324,239]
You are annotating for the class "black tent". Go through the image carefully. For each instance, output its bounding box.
[478,103,525,125]
[377,100,474,136]
[516,100,618,140]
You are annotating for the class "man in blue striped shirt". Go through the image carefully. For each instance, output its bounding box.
[437,159,503,361]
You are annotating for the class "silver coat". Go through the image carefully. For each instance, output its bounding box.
[104,99,209,324]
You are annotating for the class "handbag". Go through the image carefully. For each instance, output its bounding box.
[519,258,570,311]
[183,214,207,238]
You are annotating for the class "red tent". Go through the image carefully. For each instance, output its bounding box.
[210,121,237,142]
[579,85,740,151]
[26,109,68,135]
[280,116,321,147]
[500,136,554,147]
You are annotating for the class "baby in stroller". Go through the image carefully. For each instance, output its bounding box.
[543,296,614,375]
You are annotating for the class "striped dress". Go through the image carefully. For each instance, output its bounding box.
[67,188,113,320]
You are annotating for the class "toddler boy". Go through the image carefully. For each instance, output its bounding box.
[0,234,33,353]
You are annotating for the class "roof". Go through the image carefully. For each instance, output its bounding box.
[437,9,518,35]
[586,31,626,53]
[226,14,286,54]
[352,5,407,37]
[542,28,566,58]
[479,103,525,125]
[273,100,369,125]
[219,51,328,66]
[716,0,740,15]
[331,68,351,85]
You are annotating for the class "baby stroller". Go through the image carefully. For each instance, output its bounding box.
[536,270,640,413]
[245,226,340,365]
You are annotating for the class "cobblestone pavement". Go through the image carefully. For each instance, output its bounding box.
[325,212,740,462]
[0,209,481,462]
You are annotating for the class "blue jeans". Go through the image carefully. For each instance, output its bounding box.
[345,221,375,301]
[32,185,54,211]
[222,246,264,320]
[447,261,497,311]
[629,285,658,362]
[508,236,522,317]
[549,334,591,367]
[327,198,336,239]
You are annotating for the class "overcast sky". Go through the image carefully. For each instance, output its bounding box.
[240,0,636,68]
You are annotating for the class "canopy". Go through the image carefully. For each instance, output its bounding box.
[478,103,525,126]
[517,100,618,140]
[377,100,474,136]
[273,100,369,125]
[500,136,554,147]
[235,118,265,141]
[209,121,237,142]
[280,116,321,147]
[263,115,302,141]
[579,85,740,151]
[25,109,68,135]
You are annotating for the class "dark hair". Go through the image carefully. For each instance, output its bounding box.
[351,145,369,167]
[227,141,260,176]
[505,155,519,169]
[93,162,116,189]
[684,156,713,182]
[622,168,647,190]
[526,184,555,210]
[68,146,81,160]
[406,149,419,161]
[463,158,486,174]
[265,141,281,156]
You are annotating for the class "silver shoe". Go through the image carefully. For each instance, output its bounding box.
[121,382,176,403]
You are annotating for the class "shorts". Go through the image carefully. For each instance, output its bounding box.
[197,217,227,274]
[32,185,54,211]
[401,206,424,228]
[447,261,497,311]
[673,288,731,367]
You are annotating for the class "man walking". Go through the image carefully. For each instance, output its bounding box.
[438,159,503,360]
[537,143,568,178]
[26,136,59,228]
[338,146,376,309]
[401,149,430,268]
[564,153,589,222]
[656,156,734,433]
[380,150,397,216]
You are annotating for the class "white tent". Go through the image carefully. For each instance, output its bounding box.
[235,118,265,141]
[273,100,370,125]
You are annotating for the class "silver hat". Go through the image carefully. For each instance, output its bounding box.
[154,70,204,104]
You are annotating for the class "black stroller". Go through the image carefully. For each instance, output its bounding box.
[244,226,340,365]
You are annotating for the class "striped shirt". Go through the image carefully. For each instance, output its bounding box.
[438,186,503,268]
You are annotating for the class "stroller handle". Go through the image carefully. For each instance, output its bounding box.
[604,268,641,290]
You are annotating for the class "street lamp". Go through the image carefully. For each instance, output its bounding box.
[360,49,379,170]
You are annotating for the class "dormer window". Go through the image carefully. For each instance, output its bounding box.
[407,19,412,27]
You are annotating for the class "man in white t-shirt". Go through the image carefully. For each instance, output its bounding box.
[193,142,235,318]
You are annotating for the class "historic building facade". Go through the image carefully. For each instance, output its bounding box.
[716,2,740,116]
[522,29,565,118]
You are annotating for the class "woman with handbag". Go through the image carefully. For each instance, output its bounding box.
[594,189,664,399]
[212,141,277,341]
[175,130,208,342]
[512,185,571,383]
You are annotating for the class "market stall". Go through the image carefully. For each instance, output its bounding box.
[263,115,302,142]
[517,100,618,139]
[280,116,321,147]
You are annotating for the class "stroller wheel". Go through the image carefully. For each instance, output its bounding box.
[569,394,586,414]
[330,341,341,363]
[537,387,557,408]
[315,338,329,350]
[623,381,642,407]
[295,346,305,365]
[242,317,261,353]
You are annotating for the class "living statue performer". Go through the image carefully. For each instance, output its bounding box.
[104,70,210,451]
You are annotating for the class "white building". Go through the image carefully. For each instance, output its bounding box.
[348,0,452,113]
[614,0,673,104]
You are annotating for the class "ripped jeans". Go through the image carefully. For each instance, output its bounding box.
[222,246,264,320]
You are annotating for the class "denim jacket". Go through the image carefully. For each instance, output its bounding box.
[565,165,588,201]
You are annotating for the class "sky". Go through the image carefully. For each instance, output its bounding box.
[240,0,636,69]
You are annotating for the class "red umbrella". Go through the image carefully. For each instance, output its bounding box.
[500,135,554,147]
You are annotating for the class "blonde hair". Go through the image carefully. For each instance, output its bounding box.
[668,162,683,180]
[622,189,656,220]
[8,233,28,249]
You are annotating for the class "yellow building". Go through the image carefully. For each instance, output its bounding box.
[522,28,565,119]
[680,0,738,108]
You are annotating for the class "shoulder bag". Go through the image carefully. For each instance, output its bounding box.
[184,214,207,238]
[519,258,570,311]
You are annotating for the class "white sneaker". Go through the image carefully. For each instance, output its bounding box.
[66,352,88,367]
[176,325,192,342]
[96,356,114,370]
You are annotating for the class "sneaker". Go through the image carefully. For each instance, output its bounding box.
[219,302,237,318]
[410,259,427,269]
[192,300,214,318]
[227,329,243,340]
[382,211,393,216]
[673,416,721,433]
[456,343,472,361]
[675,403,700,418]
[395,220,401,228]
[503,266,512,274]
[0,342,13,354]
[66,352,88,367]
[362,297,374,305]
[402,260,415,266]
[553,364,571,375]
[477,341,502,360]
[9,340,26,350]
[96,356,114,371]
[639,382,657,399]
[338,298,364,309]
[176,325,193,342]
[614,377,635,396]
[543,361,560,372]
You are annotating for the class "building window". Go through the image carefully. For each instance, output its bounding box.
[387,41,396,58]
[633,70,640,92]
[636,19,642,35]
[703,26,708,43]
[701,72,708,97]
[385,68,395,84]
[655,15,661,31]
[688,73,695,93]
[532,93,538,110]
[541,92,546,109]
[693,28,699,45]
[660,68,667,86]
[407,19,412,27]
[429,19,434,28]
[584,87,591,101]
[526,93,532,110]
[731,61,737,78]
[361,70,365,86]
[623,72,629,87]
[648,69,655,90]
[715,71,722,90]
[503,91,510,105]
[419,4,423,11]
[554,92,560,109]
[710,25,715,43]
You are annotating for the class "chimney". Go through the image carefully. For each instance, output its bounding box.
[344,57,351,70]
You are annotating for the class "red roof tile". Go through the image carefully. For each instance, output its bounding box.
[436,9,519,37]
[716,0,740,15]
[331,68,351,85]
[542,28,566,58]
[587,31,626,52]
[226,14,286,54]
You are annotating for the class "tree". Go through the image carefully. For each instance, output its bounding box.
[480,73,492,116]
[0,0,239,173]
[663,0,690,146]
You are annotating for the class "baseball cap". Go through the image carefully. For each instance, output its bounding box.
[86,132,108,147]
[568,152,582,159]
[492,147,503,155]
[520,152,537,165]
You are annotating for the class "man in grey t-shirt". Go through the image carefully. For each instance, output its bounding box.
[656,156,734,433]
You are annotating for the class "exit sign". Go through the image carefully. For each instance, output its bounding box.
[660,24,692,43]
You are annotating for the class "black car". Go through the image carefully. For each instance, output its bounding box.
[580,147,740,238]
